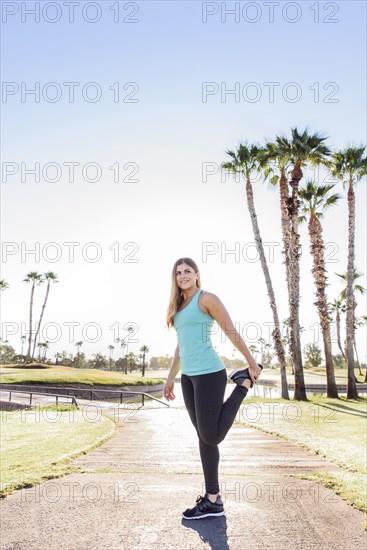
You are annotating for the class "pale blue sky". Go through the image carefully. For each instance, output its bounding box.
[1,1,366,363]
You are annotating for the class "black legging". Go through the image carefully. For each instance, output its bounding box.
[181,369,248,495]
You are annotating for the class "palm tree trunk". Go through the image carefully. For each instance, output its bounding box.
[245,177,289,399]
[26,283,35,362]
[32,280,51,360]
[346,183,358,398]
[336,309,346,361]
[353,339,362,376]
[308,214,338,398]
[279,170,292,300]
[289,161,307,400]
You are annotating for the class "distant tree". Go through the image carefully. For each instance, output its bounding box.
[139,345,149,377]
[0,279,9,291]
[108,345,115,370]
[23,272,43,362]
[0,344,16,364]
[31,272,58,360]
[332,354,347,369]
[148,355,172,370]
[89,353,108,370]
[329,299,347,360]
[75,341,83,368]
[304,343,322,368]
[299,180,340,397]
[331,146,367,398]
[71,352,86,369]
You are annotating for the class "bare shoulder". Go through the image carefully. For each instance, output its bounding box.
[199,290,223,314]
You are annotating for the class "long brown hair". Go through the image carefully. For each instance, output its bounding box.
[166,257,201,329]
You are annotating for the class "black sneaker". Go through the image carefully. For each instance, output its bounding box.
[229,364,263,388]
[182,494,225,520]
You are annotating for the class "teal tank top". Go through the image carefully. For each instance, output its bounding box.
[173,289,226,376]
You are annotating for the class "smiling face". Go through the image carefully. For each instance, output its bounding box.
[175,262,199,292]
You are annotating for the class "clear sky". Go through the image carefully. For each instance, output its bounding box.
[1,0,366,364]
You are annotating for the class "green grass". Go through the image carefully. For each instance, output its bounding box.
[242,396,367,513]
[252,365,366,384]
[0,404,116,497]
[0,363,164,386]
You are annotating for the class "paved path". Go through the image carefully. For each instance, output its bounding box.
[1,395,366,550]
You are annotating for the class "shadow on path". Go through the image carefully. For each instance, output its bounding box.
[182,516,229,550]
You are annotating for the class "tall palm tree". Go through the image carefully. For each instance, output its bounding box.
[108,345,115,370]
[329,298,346,360]
[356,316,367,382]
[274,127,332,400]
[222,142,289,399]
[37,342,43,362]
[261,143,292,304]
[331,146,367,398]
[40,342,49,362]
[337,269,366,303]
[139,345,149,377]
[115,338,127,372]
[23,272,44,362]
[125,325,135,375]
[20,335,27,356]
[32,272,59,360]
[299,181,340,397]
[353,316,366,377]
[0,279,9,291]
[75,341,83,367]
[337,269,366,377]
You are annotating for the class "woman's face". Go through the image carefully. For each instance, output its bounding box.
[175,263,198,291]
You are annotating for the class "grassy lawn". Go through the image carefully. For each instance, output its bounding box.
[252,366,366,384]
[0,404,116,498]
[243,396,367,513]
[0,363,165,386]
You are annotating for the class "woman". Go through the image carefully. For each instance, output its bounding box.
[164,257,263,520]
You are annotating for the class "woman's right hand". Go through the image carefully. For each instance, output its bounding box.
[163,378,176,401]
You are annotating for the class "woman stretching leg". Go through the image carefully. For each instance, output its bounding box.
[164,257,263,519]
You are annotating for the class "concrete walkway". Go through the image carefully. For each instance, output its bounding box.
[1,395,366,550]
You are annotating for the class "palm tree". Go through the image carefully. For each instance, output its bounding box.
[356,316,367,382]
[37,342,43,362]
[248,344,259,358]
[329,298,346,361]
[299,181,340,397]
[75,341,83,367]
[337,269,366,376]
[337,269,366,303]
[274,127,332,400]
[281,318,292,373]
[261,143,293,304]
[32,272,59,360]
[331,146,367,398]
[353,316,366,377]
[139,345,149,377]
[115,338,127,372]
[0,279,9,291]
[222,142,289,399]
[20,335,27,356]
[23,272,44,362]
[40,342,49,362]
[108,345,115,370]
[125,325,135,374]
